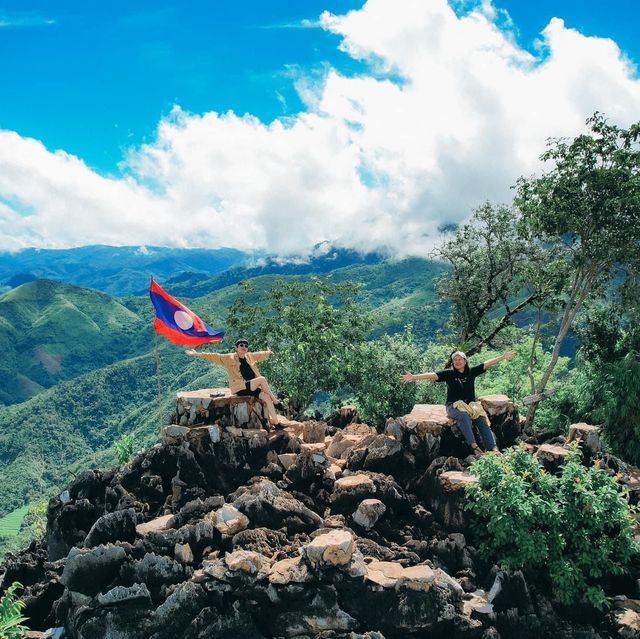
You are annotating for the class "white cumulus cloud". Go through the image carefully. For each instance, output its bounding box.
[1,0,639,255]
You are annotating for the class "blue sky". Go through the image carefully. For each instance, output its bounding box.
[0,0,639,254]
[1,0,638,174]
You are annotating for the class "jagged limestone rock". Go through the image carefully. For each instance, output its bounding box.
[60,545,127,596]
[224,549,271,575]
[268,556,313,584]
[174,388,267,428]
[352,498,386,530]
[210,503,250,536]
[301,529,355,568]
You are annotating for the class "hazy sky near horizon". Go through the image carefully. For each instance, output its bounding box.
[1,0,639,256]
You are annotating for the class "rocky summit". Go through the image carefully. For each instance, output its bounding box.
[2,391,640,639]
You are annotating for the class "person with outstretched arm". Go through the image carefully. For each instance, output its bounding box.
[401,350,516,456]
[186,338,286,428]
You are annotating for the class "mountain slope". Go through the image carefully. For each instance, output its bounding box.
[0,279,150,404]
[0,345,228,518]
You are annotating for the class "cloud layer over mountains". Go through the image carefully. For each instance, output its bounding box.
[1,0,639,255]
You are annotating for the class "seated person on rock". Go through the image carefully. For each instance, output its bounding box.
[185,338,286,427]
[400,350,515,456]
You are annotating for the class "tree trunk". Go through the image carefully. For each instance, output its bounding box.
[524,266,596,429]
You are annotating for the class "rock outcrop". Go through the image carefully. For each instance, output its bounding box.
[1,394,637,639]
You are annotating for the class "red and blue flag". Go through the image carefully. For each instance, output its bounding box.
[149,278,224,346]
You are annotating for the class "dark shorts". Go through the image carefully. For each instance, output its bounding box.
[236,381,260,398]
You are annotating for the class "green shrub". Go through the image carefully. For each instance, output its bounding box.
[0,581,28,638]
[113,433,135,465]
[465,445,638,608]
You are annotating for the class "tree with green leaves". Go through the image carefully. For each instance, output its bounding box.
[516,113,640,427]
[226,277,372,413]
[433,202,566,357]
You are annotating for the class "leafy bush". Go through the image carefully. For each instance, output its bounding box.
[0,581,28,638]
[465,445,638,608]
[113,433,136,465]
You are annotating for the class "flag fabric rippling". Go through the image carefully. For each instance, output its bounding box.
[149,278,224,346]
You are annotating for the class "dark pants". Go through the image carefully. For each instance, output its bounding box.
[446,403,497,450]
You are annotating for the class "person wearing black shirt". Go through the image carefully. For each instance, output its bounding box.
[401,349,515,456]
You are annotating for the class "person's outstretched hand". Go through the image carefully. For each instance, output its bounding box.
[400,372,414,383]
[185,349,197,356]
[502,351,516,361]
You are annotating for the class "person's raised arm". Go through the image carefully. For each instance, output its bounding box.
[400,371,439,383]
[251,349,273,363]
[482,351,516,370]
[185,349,226,364]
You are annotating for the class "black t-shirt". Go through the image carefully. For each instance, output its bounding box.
[239,357,256,382]
[435,363,486,404]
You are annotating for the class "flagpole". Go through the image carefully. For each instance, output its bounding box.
[154,331,164,434]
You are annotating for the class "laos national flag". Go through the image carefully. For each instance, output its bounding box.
[149,279,224,346]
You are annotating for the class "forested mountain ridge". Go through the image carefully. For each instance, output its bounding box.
[0,245,250,296]
[0,279,151,405]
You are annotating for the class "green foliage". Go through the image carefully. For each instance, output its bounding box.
[23,500,47,540]
[472,331,574,433]
[515,113,640,425]
[226,277,373,412]
[433,202,566,352]
[516,113,640,270]
[113,433,136,465]
[465,445,638,607]
[346,330,427,427]
[0,581,28,639]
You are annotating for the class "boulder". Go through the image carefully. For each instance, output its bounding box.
[268,556,313,584]
[535,444,570,474]
[303,420,327,443]
[331,474,376,509]
[610,598,640,639]
[488,570,534,615]
[326,423,377,459]
[352,499,387,530]
[60,545,127,596]
[231,527,288,556]
[478,394,514,417]
[210,503,250,536]
[268,585,359,638]
[404,404,453,438]
[136,514,174,537]
[284,449,329,485]
[119,552,188,592]
[231,478,323,532]
[174,543,193,565]
[84,508,137,548]
[301,529,355,568]
[147,581,208,638]
[224,550,272,575]
[173,388,267,428]
[567,422,602,460]
[346,434,404,474]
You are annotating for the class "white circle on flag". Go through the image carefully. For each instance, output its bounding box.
[174,310,194,330]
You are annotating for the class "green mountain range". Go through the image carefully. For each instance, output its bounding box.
[0,245,249,296]
[0,279,151,405]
